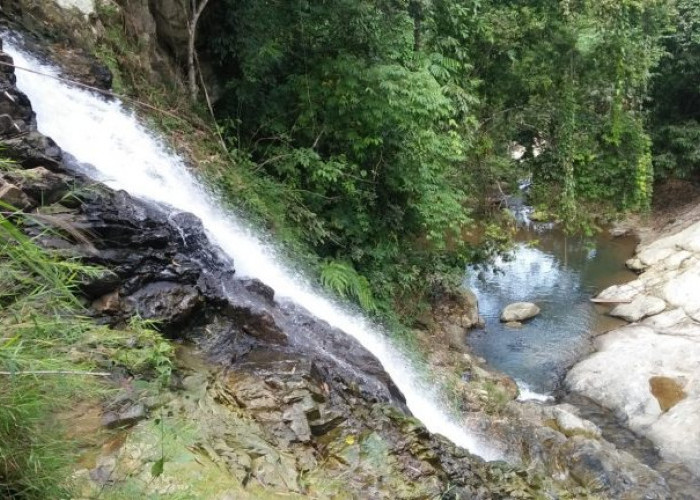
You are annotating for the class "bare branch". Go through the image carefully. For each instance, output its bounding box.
[0,370,112,377]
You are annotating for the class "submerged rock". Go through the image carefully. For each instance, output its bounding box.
[500,302,540,322]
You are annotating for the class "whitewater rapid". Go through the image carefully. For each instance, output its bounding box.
[5,37,499,460]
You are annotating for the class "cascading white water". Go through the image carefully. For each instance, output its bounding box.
[5,38,499,460]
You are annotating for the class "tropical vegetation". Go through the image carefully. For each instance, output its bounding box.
[191,0,683,316]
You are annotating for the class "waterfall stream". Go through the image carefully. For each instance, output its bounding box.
[4,36,499,460]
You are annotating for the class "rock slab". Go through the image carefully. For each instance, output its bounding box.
[609,294,666,322]
[568,216,700,476]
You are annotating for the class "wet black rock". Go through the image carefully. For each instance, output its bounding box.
[2,130,62,168]
[0,42,407,413]
[123,281,203,327]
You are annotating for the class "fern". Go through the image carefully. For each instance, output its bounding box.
[320,259,377,313]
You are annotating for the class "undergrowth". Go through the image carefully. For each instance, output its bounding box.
[0,204,172,498]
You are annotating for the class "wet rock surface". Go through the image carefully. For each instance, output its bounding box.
[467,400,674,500]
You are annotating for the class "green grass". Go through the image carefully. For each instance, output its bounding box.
[0,201,173,498]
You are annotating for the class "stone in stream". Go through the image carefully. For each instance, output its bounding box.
[609,294,666,323]
[500,302,540,322]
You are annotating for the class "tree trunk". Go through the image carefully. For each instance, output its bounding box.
[187,0,211,101]
[409,1,423,52]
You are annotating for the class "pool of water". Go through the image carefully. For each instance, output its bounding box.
[465,226,638,395]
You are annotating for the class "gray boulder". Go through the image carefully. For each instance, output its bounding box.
[500,302,540,322]
[609,294,666,323]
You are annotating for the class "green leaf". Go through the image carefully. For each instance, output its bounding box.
[151,457,165,478]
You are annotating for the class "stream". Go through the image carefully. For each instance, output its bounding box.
[465,221,637,397]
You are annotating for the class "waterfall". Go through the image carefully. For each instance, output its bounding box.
[4,37,499,460]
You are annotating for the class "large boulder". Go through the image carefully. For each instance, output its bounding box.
[609,294,666,323]
[432,288,481,351]
[500,302,540,323]
[567,322,700,475]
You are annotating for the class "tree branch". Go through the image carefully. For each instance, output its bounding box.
[0,370,111,377]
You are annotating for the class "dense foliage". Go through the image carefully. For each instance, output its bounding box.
[650,0,700,180]
[468,0,672,230]
[191,0,679,317]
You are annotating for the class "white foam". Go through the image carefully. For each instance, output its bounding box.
[516,380,554,403]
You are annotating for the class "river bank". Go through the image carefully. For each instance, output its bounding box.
[447,183,700,497]
[567,195,700,479]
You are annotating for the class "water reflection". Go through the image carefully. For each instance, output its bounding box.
[465,228,637,394]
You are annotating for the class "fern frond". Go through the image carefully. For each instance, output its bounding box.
[320,259,377,313]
